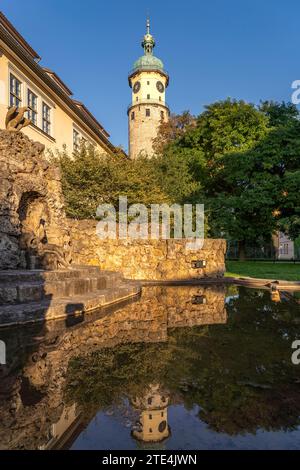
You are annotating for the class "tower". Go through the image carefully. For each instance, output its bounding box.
[131,384,170,444]
[128,19,169,159]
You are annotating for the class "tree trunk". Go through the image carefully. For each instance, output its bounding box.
[238,240,246,261]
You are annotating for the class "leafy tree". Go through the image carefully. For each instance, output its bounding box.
[186,98,269,167]
[208,120,300,258]
[53,144,169,219]
[152,111,195,154]
[259,100,299,127]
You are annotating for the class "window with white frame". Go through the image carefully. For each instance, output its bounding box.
[42,102,51,135]
[27,89,38,126]
[73,128,80,151]
[73,126,93,150]
[10,74,22,108]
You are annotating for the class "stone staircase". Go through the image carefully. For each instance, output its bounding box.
[0,266,140,327]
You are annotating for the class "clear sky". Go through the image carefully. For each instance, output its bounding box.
[1,0,299,151]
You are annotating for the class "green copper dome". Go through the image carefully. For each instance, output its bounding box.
[132,18,165,73]
[133,54,164,72]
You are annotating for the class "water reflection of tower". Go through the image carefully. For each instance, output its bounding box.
[131,384,170,443]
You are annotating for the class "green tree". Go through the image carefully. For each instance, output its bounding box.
[54,144,169,219]
[259,100,299,127]
[208,119,300,258]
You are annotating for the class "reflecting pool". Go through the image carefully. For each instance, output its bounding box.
[0,285,300,450]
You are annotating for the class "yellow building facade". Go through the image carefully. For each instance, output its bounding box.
[0,12,118,156]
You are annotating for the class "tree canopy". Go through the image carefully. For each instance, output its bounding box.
[54,98,300,258]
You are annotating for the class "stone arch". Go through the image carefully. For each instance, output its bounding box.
[17,191,51,269]
[18,191,50,240]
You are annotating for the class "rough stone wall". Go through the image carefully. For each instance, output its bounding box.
[0,130,71,269]
[68,219,226,280]
[129,103,168,158]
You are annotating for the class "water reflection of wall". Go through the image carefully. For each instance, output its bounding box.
[0,285,226,449]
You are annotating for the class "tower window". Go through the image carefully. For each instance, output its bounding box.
[159,96,161,101]
[146,109,150,117]
[149,428,153,433]
[131,111,135,120]
[149,414,152,420]
[148,397,152,405]
[147,94,150,99]
[147,81,150,85]
[161,111,164,120]
[136,96,138,102]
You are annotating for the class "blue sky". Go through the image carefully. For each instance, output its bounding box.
[1,0,299,150]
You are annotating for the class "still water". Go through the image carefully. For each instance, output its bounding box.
[0,285,300,450]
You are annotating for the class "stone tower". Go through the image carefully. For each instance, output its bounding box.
[128,19,169,159]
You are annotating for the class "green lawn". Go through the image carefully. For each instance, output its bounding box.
[225,261,300,281]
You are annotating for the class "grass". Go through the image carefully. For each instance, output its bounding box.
[225,261,300,282]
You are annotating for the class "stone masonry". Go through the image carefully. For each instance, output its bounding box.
[68,219,226,280]
[0,130,71,270]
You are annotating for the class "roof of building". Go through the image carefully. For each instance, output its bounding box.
[73,100,110,138]
[132,18,165,75]
[0,11,41,60]
[0,11,120,154]
[43,68,73,97]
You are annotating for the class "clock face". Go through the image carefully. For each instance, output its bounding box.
[156,81,165,93]
[133,81,141,94]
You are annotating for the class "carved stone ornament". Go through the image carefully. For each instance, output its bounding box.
[5,106,31,132]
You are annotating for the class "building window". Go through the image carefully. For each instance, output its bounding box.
[160,111,164,120]
[149,414,152,420]
[131,111,135,120]
[73,129,80,151]
[10,74,22,107]
[27,90,38,126]
[42,102,51,135]
[149,428,153,433]
[147,94,150,99]
[136,96,138,102]
[147,397,152,405]
[283,243,289,255]
[146,108,150,117]
[147,81,150,85]
[161,412,164,417]
[159,96,161,101]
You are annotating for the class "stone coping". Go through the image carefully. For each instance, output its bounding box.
[139,276,300,291]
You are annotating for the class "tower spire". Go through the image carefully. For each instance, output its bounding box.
[142,16,155,55]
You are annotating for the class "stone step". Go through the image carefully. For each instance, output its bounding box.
[0,274,127,305]
[0,266,123,284]
[0,283,140,326]
[0,268,125,305]
[0,276,111,305]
